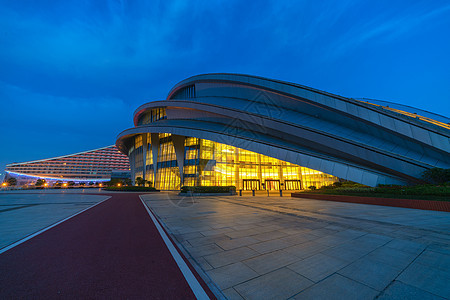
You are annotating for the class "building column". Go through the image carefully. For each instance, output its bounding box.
[234,148,240,190]
[130,148,136,186]
[150,133,160,187]
[172,135,186,187]
[278,164,283,189]
[142,134,147,183]
[298,167,304,190]
[257,154,262,189]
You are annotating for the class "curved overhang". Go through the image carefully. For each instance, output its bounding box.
[128,100,448,176]
[167,73,450,138]
[117,73,450,187]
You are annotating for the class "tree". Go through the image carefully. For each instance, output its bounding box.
[80,182,86,186]
[422,168,450,185]
[7,177,17,186]
[55,181,62,187]
[135,177,147,187]
[123,178,132,186]
[89,182,94,186]
[35,179,46,186]
[67,181,75,186]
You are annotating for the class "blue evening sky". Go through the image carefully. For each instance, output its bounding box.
[1,0,449,178]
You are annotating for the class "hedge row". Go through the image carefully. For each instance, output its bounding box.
[180,186,236,193]
[316,184,450,197]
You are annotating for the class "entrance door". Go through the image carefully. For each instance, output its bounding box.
[243,179,260,190]
[284,180,302,190]
[265,179,280,190]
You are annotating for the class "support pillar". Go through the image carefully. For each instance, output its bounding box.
[278,164,283,189]
[142,134,147,183]
[234,148,240,190]
[172,135,186,188]
[150,133,160,188]
[257,154,262,189]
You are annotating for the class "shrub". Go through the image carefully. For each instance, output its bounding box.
[308,186,316,190]
[180,186,236,193]
[377,184,402,189]
[320,185,334,190]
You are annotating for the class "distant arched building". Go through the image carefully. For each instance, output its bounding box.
[116,73,450,190]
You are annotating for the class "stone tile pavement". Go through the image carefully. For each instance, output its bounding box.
[0,190,109,249]
[142,193,450,300]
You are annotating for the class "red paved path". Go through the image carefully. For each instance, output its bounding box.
[0,193,213,299]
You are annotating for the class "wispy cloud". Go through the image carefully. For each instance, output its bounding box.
[330,3,450,57]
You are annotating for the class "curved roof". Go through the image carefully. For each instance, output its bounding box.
[117,73,450,186]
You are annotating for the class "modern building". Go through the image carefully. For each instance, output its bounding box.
[4,145,130,186]
[116,73,450,190]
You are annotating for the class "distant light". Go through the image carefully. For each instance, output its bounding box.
[2,183,7,187]
[117,183,121,187]
[63,183,67,187]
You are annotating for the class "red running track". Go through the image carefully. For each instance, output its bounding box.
[0,193,214,299]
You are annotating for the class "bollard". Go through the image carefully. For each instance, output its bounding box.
[279,189,283,197]
[239,189,242,196]
[267,189,270,197]
[252,189,255,196]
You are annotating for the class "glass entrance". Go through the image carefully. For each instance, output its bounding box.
[284,180,302,190]
[243,179,260,190]
[265,179,280,190]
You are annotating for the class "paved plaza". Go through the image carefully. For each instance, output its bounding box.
[1,190,449,299]
[0,190,109,249]
[142,192,450,300]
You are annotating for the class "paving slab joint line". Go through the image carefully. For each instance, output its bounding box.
[374,246,431,299]
[288,238,394,296]
[140,197,226,300]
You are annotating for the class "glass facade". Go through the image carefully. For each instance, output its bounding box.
[137,108,167,125]
[129,134,338,190]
